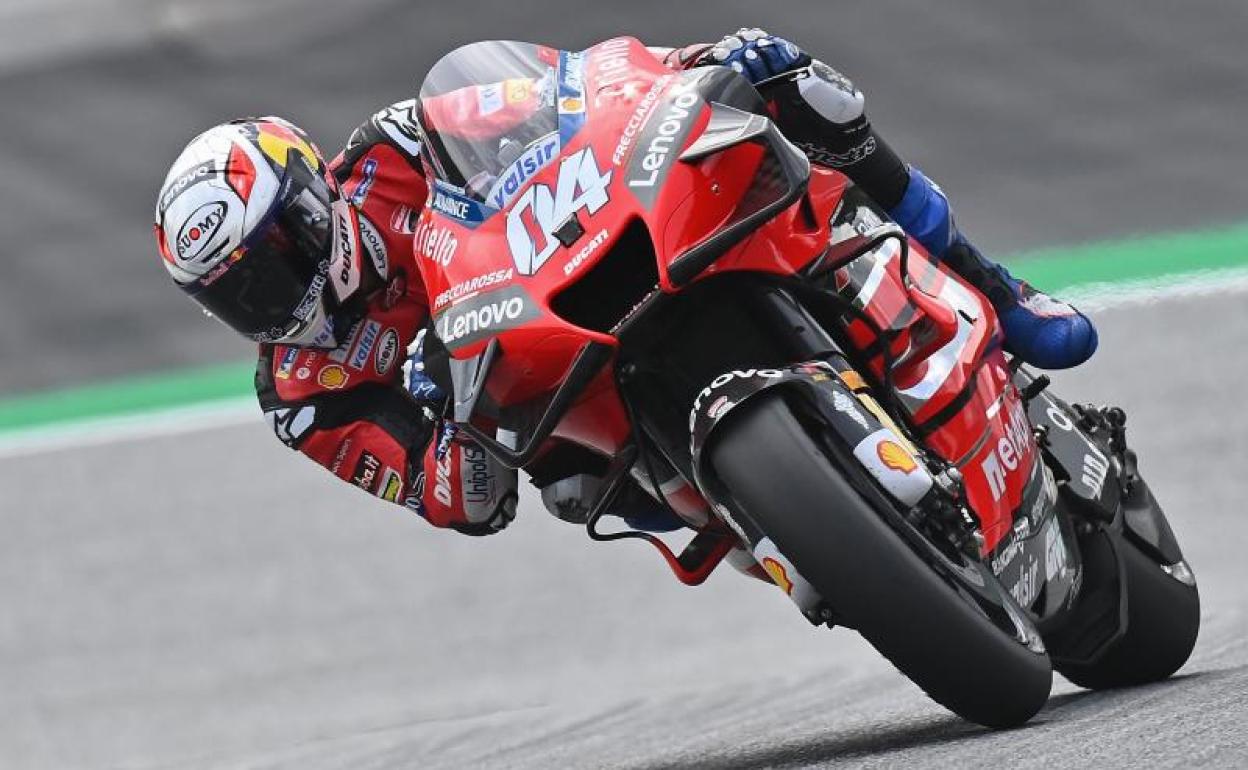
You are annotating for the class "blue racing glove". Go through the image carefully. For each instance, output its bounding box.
[699,28,811,85]
[403,328,446,405]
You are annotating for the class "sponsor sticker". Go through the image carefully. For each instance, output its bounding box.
[159,161,215,211]
[374,328,399,375]
[832,389,870,430]
[852,429,933,508]
[1044,516,1068,579]
[591,37,633,91]
[752,537,821,611]
[429,182,497,227]
[329,200,361,300]
[434,267,515,310]
[979,394,1034,502]
[175,201,228,263]
[330,439,353,473]
[461,443,497,518]
[290,268,329,322]
[348,320,382,371]
[612,75,670,166]
[379,468,403,502]
[348,157,378,206]
[328,319,363,363]
[432,188,471,219]
[275,347,298,380]
[351,451,382,493]
[504,78,531,104]
[486,132,560,210]
[877,440,918,474]
[707,395,733,420]
[624,81,703,208]
[357,214,388,277]
[390,204,417,233]
[476,83,504,115]
[557,49,587,144]
[414,220,459,267]
[562,229,608,276]
[689,368,784,431]
[506,146,612,275]
[761,557,795,595]
[318,364,349,390]
[433,284,540,349]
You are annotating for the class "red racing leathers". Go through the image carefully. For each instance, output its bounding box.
[254,41,913,535]
[254,99,518,535]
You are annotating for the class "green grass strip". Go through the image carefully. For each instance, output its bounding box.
[2,221,1248,435]
[0,361,254,432]
[1003,221,1248,292]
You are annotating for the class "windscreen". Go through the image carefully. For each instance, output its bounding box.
[417,41,569,201]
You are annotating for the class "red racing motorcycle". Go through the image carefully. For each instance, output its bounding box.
[413,38,1200,727]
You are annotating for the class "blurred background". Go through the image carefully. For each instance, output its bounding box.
[4,0,1248,395]
[2,1,1247,768]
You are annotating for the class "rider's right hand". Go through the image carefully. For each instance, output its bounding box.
[415,420,519,536]
[402,331,519,535]
[699,28,812,85]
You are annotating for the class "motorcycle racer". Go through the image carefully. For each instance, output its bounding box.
[153,31,1097,538]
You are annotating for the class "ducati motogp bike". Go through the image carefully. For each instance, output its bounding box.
[413,38,1200,727]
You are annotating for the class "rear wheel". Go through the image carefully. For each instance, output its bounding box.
[1056,531,1200,689]
[709,393,1052,728]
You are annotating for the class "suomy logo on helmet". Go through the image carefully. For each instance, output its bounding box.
[175,201,228,262]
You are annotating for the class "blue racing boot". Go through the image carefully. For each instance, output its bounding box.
[889,167,1098,369]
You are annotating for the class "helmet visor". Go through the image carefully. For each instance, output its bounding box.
[187,152,335,343]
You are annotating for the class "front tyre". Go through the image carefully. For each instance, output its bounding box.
[709,394,1051,728]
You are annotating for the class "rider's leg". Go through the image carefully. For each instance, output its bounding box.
[772,58,1098,369]
[889,168,1098,369]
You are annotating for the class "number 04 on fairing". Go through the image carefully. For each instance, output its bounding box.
[412,37,1199,729]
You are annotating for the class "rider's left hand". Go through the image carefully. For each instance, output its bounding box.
[699,28,811,85]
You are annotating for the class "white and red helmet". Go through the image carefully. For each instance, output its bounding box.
[154,117,363,346]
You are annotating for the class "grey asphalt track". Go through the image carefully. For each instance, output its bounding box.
[2,0,1248,394]
[3,277,1246,769]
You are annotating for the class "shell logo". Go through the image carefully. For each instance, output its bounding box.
[877,439,918,474]
[318,364,349,390]
[761,557,795,596]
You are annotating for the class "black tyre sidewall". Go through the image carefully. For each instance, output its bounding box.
[709,393,1052,728]
[1058,533,1200,689]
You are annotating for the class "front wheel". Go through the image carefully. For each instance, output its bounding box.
[708,393,1052,728]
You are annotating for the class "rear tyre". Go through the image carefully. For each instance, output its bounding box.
[709,394,1052,728]
[1056,534,1200,690]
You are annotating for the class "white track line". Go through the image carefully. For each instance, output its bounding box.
[0,398,258,460]
[1063,265,1248,313]
[3,267,1248,460]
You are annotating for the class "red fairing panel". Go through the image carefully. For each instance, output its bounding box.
[817,208,1036,550]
